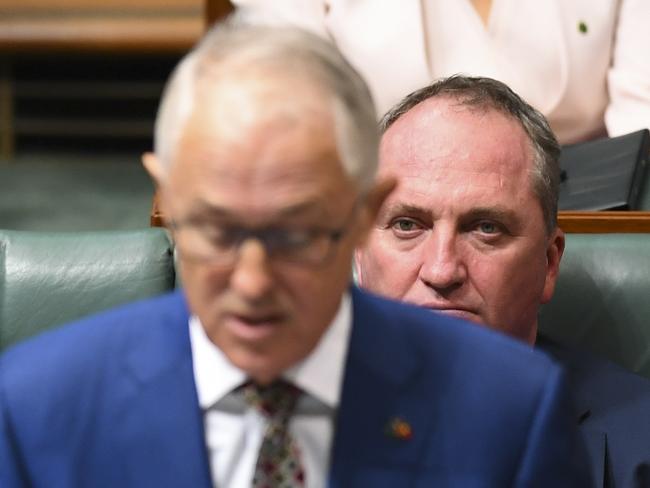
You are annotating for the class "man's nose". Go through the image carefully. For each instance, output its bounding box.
[418,229,467,292]
[229,239,274,300]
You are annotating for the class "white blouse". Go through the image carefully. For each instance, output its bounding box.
[233,0,650,144]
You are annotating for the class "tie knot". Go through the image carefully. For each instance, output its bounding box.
[241,380,301,419]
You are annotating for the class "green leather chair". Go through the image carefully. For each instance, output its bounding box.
[0,229,175,351]
[539,233,650,380]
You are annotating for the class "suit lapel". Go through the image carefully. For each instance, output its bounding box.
[578,402,611,487]
[580,429,609,488]
[118,292,212,487]
[537,335,611,487]
[329,288,434,486]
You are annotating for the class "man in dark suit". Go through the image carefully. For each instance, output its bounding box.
[0,22,591,487]
[355,74,650,488]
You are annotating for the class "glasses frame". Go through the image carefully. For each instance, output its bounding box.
[168,198,362,267]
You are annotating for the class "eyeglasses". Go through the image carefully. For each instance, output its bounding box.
[169,201,360,266]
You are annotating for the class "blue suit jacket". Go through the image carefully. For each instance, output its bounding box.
[538,336,650,488]
[1,288,591,487]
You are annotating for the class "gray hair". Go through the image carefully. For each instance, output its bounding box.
[380,75,561,234]
[154,17,379,192]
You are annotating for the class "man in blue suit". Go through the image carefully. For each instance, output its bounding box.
[0,21,591,487]
[355,75,650,488]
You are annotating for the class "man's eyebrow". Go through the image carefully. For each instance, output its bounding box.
[276,200,328,218]
[382,202,431,217]
[463,207,521,225]
[184,199,328,222]
[183,203,231,221]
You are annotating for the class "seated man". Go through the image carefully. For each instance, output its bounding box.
[355,74,650,488]
[0,22,591,487]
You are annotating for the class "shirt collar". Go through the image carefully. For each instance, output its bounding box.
[190,292,352,410]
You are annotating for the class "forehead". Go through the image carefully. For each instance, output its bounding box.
[166,74,354,216]
[379,98,537,207]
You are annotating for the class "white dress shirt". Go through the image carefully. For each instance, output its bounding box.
[190,293,352,488]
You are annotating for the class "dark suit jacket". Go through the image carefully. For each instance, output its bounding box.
[539,336,650,488]
[1,288,591,487]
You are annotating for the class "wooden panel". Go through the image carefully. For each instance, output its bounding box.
[0,0,199,9]
[0,0,203,53]
[0,17,202,53]
[0,61,13,159]
[558,211,650,233]
[14,80,162,99]
[205,0,233,26]
[15,118,153,137]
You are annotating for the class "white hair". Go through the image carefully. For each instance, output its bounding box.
[154,18,379,191]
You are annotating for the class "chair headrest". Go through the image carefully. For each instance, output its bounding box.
[0,228,175,351]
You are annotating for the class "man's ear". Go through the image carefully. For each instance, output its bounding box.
[142,152,172,226]
[356,176,397,246]
[541,227,565,304]
[141,152,166,188]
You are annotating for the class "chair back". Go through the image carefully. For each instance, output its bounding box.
[0,229,175,351]
[539,233,650,379]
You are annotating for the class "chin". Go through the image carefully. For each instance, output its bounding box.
[230,352,283,385]
[230,344,309,385]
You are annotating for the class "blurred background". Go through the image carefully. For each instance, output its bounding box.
[1,1,648,232]
[0,0,216,231]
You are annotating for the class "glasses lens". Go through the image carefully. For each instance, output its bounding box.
[270,230,332,264]
[174,212,352,265]
[177,226,239,263]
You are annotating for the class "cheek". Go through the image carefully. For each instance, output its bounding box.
[179,261,229,308]
[359,234,420,297]
[281,266,349,337]
[283,264,342,303]
[282,269,320,304]
[474,249,547,313]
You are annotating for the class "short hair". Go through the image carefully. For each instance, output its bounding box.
[380,75,561,233]
[154,17,379,192]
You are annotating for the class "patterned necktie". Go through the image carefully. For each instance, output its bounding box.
[242,380,306,488]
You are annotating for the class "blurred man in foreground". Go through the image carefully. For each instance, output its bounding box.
[356,75,650,488]
[1,24,590,487]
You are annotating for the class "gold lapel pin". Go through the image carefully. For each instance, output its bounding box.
[385,417,413,440]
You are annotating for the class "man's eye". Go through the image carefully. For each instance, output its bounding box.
[204,227,237,247]
[281,230,312,248]
[477,221,499,234]
[259,229,314,252]
[389,218,423,236]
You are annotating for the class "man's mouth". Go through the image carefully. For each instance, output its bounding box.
[436,309,475,320]
[234,312,283,324]
[224,312,285,341]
